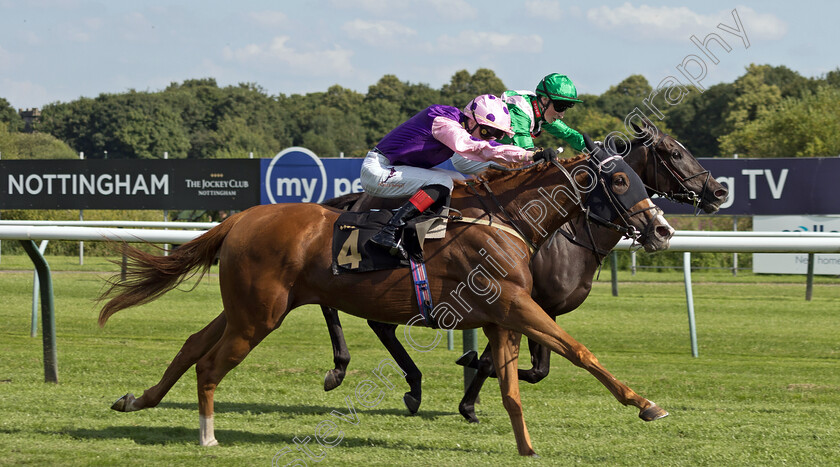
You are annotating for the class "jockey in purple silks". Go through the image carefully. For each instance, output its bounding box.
[361,94,555,257]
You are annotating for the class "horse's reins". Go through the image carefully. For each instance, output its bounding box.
[461,180,539,254]
[455,157,580,256]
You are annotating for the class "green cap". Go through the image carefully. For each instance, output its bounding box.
[535,73,583,103]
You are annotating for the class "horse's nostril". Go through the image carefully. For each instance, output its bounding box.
[715,188,728,198]
[656,225,674,239]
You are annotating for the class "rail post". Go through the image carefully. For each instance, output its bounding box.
[20,240,58,383]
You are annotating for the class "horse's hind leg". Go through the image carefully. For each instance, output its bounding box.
[458,344,494,423]
[484,324,536,457]
[112,312,227,412]
[195,303,286,446]
[367,320,422,414]
[322,306,350,392]
[457,337,551,423]
[519,338,551,384]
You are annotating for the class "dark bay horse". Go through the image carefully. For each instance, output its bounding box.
[99,149,673,456]
[318,120,728,420]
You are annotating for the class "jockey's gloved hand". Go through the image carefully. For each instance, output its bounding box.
[532,147,559,163]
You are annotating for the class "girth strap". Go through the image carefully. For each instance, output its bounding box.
[409,258,437,328]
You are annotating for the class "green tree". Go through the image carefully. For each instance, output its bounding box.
[0,122,77,159]
[95,91,191,159]
[662,82,737,157]
[826,68,840,88]
[440,68,506,107]
[719,64,783,156]
[594,74,653,120]
[37,97,98,154]
[717,86,840,158]
[0,97,24,132]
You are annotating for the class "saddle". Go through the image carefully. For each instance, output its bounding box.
[331,208,444,327]
[330,209,445,275]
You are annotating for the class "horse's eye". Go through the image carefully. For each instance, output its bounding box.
[671,150,683,160]
[611,172,630,195]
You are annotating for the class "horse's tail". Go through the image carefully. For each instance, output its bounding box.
[97,211,246,327]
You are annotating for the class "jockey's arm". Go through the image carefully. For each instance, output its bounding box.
[431,117,529,164]
[543,120,586,152]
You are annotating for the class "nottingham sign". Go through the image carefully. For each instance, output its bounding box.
[0,159,260,210]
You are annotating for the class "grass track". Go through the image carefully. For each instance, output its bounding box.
[0,255,838,466]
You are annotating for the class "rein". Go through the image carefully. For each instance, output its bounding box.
[463,180,538,254]
[460,158,581,255]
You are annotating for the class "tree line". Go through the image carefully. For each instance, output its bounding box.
[1,64,839,161]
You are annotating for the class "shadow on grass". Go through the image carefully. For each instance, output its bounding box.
[156,401,455,420]
[64,427,481,453]
[65,426,279,445]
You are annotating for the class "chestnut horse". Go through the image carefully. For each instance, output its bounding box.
[318,120,728,419]
[99,149,673,456]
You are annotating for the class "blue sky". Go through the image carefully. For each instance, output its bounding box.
[1,1,838,110]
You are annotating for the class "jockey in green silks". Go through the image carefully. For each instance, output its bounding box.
[500,73,585,151]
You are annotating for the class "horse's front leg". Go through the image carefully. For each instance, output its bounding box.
[484,324,536,457]
[366,320,423,414]
[321,306,350,391]
[512,293,668,421]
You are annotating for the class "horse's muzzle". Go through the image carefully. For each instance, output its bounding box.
[641,208,674,252]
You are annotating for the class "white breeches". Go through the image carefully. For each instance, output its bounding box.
[449,153,501,175]
[360,151,464,198]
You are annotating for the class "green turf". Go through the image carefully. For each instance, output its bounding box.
[0,255,838,466]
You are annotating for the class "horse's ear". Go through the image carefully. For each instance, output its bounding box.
[631,121,644,135]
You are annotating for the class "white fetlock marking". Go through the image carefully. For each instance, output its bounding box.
[199,415,219,446]
[124,394,138,412]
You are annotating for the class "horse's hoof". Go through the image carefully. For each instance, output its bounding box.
[459,404,480,423]
[323,371,344,392]
[111,393,136,412]
[200,438,219,447]
[455,350,478,368]
[403,393,420,415]
[639,401,669,421]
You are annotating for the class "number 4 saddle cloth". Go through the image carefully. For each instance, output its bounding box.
[330,209,446,275]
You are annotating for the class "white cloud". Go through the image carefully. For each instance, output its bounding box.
[436,31,543,55]
[427,0,476,18]
[222,36,354,76]
[341,19,416,46]
[328,0,472,18]
[734,6,787,40]
[525,0,564,21]
[328,0,410,14]
[248,10,287,27]
[586,3,786,41]
[588,3,713,36]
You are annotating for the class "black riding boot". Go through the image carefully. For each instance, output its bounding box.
[370,201,420,258]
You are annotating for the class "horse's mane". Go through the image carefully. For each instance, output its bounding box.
[453,154,589,190]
